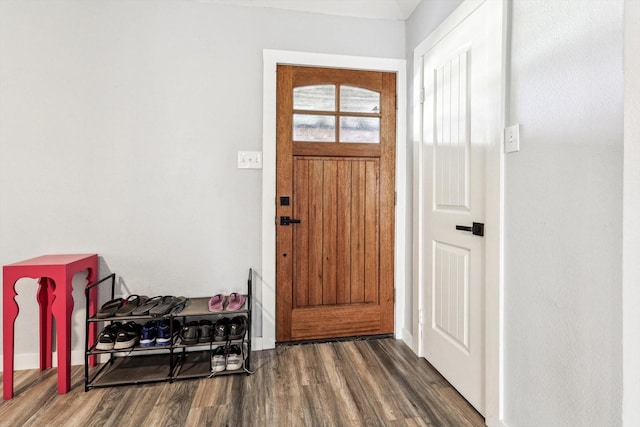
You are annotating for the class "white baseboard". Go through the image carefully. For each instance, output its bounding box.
[401,328,414,351]
[0,350,86,372]
[250,336,263,351]
[486,417,509,427]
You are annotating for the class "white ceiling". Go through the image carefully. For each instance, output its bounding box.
[202,0,423,20]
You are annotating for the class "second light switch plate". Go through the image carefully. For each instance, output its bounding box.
[238,151,263,169]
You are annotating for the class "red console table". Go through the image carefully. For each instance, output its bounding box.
[2,254,98,399]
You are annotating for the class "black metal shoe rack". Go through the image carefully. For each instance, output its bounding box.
[84,269,253,391]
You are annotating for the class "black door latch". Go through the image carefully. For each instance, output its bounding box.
[455,222,484,236]
[280,216,301,226]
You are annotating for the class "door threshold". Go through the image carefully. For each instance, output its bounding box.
[276,334,394,347]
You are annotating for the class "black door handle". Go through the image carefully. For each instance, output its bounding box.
[280,216,301,226]
[456,222,484,236]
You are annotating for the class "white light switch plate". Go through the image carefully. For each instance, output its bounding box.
[237,151,263,169]
[504,124,520,153]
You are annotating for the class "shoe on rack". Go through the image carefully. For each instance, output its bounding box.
[95,322,122,350]
[149,296,177,316]
[131,296,163,316]
[96,298,124,318]
[180,321,200,345]
[208,294,226,312]
[211,346,226,373]
[198,319,213,343]
[157,319,181,347]
[228,316,247,340]
[115,295,147,317]
[213,317,230,342]
[139,321,157,347]
[226,344,243,371]
[114,322,142,350]
[226,293,246,311]
[171,296,189,314]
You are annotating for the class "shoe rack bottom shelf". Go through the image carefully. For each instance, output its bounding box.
[173,350,249,380]
[88,350,249,389]
[88,354,170,389]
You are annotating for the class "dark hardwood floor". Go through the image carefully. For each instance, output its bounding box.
[0,339,484,426]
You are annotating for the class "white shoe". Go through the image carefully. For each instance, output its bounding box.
[226,345,242,371]
[211,347,226,373]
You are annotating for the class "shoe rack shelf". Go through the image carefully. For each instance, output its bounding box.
[83,269,253,391]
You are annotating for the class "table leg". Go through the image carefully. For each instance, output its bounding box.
[85,266,97,367]
[52,275,74,394]
[2,271,20,400]
[36,277,54,370]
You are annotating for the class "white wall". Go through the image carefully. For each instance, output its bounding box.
[404,0,463,346]
[504,1,623,426]
[0,0,404,366]
[623,0,640,425]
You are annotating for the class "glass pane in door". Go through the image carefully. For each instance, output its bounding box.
[294,85,336,111]
[293,114,336,142]
[339,116,380,143]
[340,86,380,113]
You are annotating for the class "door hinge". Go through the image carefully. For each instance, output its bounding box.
[394,191,397,206]
[420,87,425,104]
[393,289,396,303]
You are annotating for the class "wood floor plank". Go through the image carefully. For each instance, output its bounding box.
[0,339,485,427]
[77,386,129,427]
[388,417,435,426]
[191,374,234,408]
[350,340,423,422]
[331,342,389,425]
[0,369,58,424]
[143,380,195,426]
[316,342,361,421]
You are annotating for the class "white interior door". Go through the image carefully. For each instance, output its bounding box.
[420,0,491,415]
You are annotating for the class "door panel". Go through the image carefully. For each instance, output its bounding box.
[292,157,380,309]
[433,241,470,351]
[277,66,395,342]
[435,49,469,210]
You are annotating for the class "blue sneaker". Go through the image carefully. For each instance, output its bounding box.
[140,321,157,347]
[156,319,180,346]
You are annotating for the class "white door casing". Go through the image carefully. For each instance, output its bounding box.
[262,50,407,350]
[414,0,505,423]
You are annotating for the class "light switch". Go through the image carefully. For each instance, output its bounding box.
[504,124,520,153]
[237,151,263,169]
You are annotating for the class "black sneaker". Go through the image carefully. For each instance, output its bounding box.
[180,321,200,345]
[213,317,230,342]
[95,322,122,350]
[228,316,247,340]
[199,319,213,343]
[114,322,142,350]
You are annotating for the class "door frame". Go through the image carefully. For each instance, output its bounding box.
[261,50,407,350]
[413,0,507,425]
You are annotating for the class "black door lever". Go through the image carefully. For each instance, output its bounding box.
[456,222,484,236]
[280,216,301,226]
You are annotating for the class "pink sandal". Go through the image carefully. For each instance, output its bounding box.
[208,294,226,312]
[226,293,246,311]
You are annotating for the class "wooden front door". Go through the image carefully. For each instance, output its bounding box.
[276,65,396,342]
